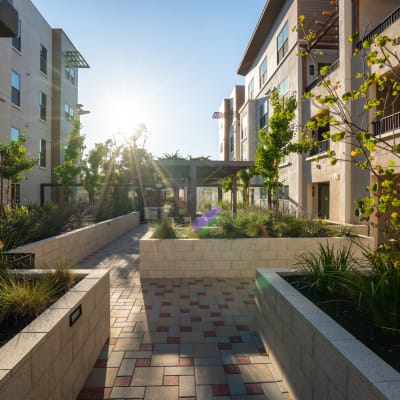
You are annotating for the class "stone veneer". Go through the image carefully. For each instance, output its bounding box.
[9,212,140,268]
[255,269,400,400]
[139,231,373,278]
[0,269,110,400]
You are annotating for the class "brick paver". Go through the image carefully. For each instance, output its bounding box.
[76,224,292,400]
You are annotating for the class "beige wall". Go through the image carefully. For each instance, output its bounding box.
[0,269,110,400]
[140,232,372,278]
[10,212,140,267]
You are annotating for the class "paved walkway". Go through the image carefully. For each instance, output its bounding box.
[76,224,292,400]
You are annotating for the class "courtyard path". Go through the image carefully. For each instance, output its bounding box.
[76,224,292,400]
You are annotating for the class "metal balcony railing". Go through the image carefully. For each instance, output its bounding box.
[309,139,330,156]
[305,60,340,92]
[356,7,400,49]
[373,111,400,135]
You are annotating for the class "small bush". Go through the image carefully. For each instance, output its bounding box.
[295,242,356,295]
[152,219,177,239]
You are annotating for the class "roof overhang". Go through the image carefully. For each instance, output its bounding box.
[237,0,282,76]
[156,159,255,185]
[0,0,18,37]
[64,50,90,68]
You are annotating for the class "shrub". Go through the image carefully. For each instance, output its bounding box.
[295,242,357,296]
[152,219,177,239]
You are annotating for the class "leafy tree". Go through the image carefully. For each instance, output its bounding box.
[0,132,37,206]
[237,168,255,208]
[294,16,400,244]
[81,142,109,203]
[53,119,85,204]
[255,91,307,212]
[159,150,187,160]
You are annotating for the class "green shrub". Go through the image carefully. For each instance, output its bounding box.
[152,219,177,239]
[351,249,400,333]
[295,242,357,296]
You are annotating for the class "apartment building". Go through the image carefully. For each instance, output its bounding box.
[217,0,398,226]
[214,85,244,162]
[0,0,88,205]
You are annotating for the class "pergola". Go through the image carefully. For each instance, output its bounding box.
[155,159,255,219]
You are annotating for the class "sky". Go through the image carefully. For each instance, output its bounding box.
[32,0,266,159]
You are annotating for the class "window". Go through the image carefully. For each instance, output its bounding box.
[10,127,20,142]
[65,66,76,84]
[259,99,269,129]
[259,56,268,87]
[247,78,254,100]
[11,70,20,106]
[277,21,288,64]
[12,19,21,51]
[40,44,47,75]
[278,76,289,97]
[39,91,47,120]
[278,185,289,200]
[220,142,223,154]
[39,139,46,168]
[230,135,234,153]
[64,103,75,121]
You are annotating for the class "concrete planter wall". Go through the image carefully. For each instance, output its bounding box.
[10,212,140,268]
[0,269,110,400]
[255,269,400,400]
[139,231,373,278]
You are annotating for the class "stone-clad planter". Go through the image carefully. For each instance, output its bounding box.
[0,269,110,400]
[255,269,400,400]
[9,211,140,268]
[139,231,373,278]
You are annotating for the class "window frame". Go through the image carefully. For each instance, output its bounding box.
[39,91,47,121]
[277,21,289,64]
[11,70,21,107]
[10,127,20,142]
[259,56,268,88]
[247,78,254,100]
[40,44,47,75]
[39,138,47,168]
[259,98,269,129]
[12,19,21,51]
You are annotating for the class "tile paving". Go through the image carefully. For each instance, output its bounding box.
[76,224,292,400]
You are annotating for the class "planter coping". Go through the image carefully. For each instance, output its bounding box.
[0,268,108,375]
[256,268,400,399]
[9,211,137,251]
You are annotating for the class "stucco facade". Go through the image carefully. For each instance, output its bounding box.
[216,0,399,228]
[0,0,88,205]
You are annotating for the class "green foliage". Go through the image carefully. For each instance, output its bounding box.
[255,91,298,211]
[295,22,400,244]
[0,269,76,324]
[295,243,357,295]
[54,120,85,203]
[152,219,177,239]
[0,132,37,205]
[81,143,109,203]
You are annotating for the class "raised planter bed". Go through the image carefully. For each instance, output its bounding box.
[139,231,373,278]
[0,268,110,400]
[255,269,400,400]
[9,211,140,268]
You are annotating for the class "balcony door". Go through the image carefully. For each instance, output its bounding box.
[318,183,330,219]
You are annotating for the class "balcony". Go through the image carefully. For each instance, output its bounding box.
[356,7,400,50]
[305,59,340,93]
[0,0,18,37]
[309,138,330,157]
[373,111,400,135]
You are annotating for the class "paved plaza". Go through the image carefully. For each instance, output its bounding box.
[76,224,292,400]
